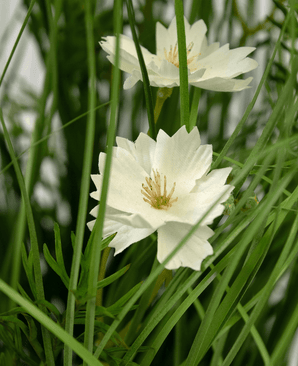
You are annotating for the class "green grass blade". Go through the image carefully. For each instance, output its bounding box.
[83,0,123,362]
[64,0,99,361]
[175,0,190,130]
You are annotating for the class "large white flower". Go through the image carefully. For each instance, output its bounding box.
[88,126,234,270]
[100,16,258,91]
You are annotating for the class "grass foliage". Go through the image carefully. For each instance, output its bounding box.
[0,0,298,365]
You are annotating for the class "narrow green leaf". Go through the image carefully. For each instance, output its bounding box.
[97,264,130,289]
[175,0,190,130]
[43,244,70,289]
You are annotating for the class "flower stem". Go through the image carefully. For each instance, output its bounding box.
[154,87,173,123]
[175,0,190,131]
[96,247,111,307]
[189,88,201,130]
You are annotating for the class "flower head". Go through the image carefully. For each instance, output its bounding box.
[100,16,258,91]
[88,126,234,271]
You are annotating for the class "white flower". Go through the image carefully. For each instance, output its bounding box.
[88,126,234,271]
[100,16,258,92]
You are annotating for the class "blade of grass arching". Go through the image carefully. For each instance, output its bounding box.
[126,0,155,138]
[94,185,235,360]
[221,192,298,366]
[0,0,36,87]
[64,0,99,363]
[0,109,55,365]
[185,170,294,366]
[0,280,104,366]
[82,0,122,363]
[189,88,201,130]
[212,10,291,170]
[175,0,190,130]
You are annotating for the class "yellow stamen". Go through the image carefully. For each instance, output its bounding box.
[141,169,178,210]
[164,41,197,69]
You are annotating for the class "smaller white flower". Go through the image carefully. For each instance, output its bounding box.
[100,16,258,91]
[88,126,234,271]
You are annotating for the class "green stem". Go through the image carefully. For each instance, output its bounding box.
[96,247,112,307]
[189,88,201,130]
[63,0,98,364]
[83,0,122,362]
[154,87,173,123]
[175,0,190,131]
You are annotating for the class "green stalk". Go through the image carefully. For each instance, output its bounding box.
[63,0,98,363]
[82,0,122,362]
[0,110,55,365]
[175,0,190,130]
[189,88,201,130]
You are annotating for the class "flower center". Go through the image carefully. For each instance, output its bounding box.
[164,42,198,69]
[141,169,178,210]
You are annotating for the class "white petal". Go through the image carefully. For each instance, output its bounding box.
[157,222,214,270]
[104,218,155,255]
[164,183,233,227]
[87,216,154,255]
[186,19,207,57]
[156,21,171,58]
[116,136,137,158]
[152,126,213,196]
[94,151,170,229]
[97,151,147,210]
[190,76,253,92]
[101,35,156,66]
[192,167,232,193]
[134,133,157,174]
[87,219,96,231]
[116,133,156,175]
[123,74,140,89]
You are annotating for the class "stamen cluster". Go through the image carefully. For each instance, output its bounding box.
[141,170,178,210]
[163,41,198,69]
